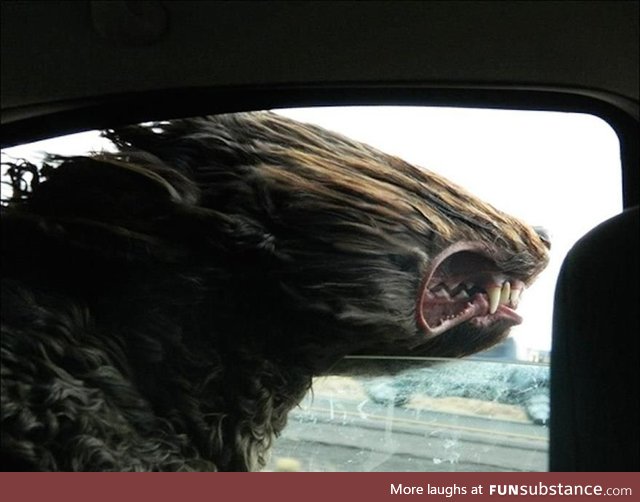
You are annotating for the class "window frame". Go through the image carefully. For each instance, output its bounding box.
[1,86,637,208]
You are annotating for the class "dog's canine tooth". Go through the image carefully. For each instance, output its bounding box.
[487,285,502,314]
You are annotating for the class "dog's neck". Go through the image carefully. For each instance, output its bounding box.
[3,241,325,471]
[105,297,315,471]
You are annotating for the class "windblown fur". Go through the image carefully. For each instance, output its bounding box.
[1,112,549,471]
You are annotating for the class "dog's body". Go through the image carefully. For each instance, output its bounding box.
[1,112,549,471]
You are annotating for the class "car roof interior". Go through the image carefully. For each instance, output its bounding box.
[1,1,638,471]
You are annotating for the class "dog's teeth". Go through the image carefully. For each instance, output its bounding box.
[487,286,501,314]
[453,289,470,300]
[500,281,511,306]
[510,288,522,308]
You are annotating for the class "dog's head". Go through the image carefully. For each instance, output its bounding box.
[6,111,549,374]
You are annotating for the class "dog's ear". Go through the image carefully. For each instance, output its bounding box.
[4,155,286,266]
[2,155,200,264]
[26,155,198,219]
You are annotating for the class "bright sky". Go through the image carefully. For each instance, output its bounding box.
[1,106,622,356]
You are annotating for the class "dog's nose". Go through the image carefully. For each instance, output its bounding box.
[534,226,552,250]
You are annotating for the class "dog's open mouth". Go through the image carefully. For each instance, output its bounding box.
[417,241,526,336]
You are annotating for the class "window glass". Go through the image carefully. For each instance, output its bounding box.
[268,358,549,472]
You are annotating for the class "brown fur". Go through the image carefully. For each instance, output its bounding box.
[1,112,548,471]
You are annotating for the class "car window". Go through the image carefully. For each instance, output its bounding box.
[268,357,549,472]
[274,107,621,364]
[1,106,622,472]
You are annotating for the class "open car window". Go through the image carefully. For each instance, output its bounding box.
[1,106,622,472]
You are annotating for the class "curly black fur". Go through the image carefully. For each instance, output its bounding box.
[1,112,549,471]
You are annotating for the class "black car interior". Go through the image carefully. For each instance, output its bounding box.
[551,206,639,471]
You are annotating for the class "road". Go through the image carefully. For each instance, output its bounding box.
[267,391,548,472]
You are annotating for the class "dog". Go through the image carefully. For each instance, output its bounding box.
[1,111,549,471]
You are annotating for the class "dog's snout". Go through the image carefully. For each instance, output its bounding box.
[533,226,552,250]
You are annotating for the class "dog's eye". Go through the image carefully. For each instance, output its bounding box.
[388,253,419,272]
